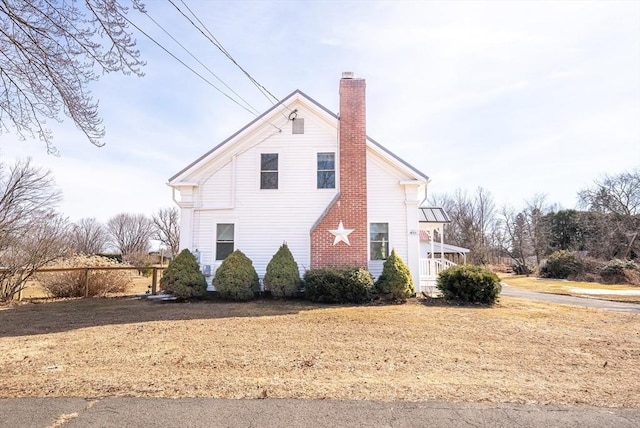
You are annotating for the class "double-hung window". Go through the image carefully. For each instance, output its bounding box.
[317,152,335,189]
[216,223,234,260]
[370,223,389,260]
[260,153,278,189]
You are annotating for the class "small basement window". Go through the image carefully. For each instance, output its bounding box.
[292,118,304,134]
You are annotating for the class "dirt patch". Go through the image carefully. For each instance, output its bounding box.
[0,297,638,407]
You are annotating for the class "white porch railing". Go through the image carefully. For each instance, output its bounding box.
[418,258,456,293]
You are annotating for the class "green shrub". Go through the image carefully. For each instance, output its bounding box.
[540,250,581,279]
[38,255,133,298]
[304,267,373,304]
[374,249,414,301]
[160,249,207,299]
[213,250,260,301]
[263,243,301,298]
[436,265,501,305]
[601,259,639,284]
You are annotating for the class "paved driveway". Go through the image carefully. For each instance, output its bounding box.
[500,283,640,313]
[1,397,639,428]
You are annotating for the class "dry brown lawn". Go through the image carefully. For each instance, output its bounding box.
[1,296,639,408]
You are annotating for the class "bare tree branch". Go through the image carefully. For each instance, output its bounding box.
[152,206,180,257]
[0,0,145,153]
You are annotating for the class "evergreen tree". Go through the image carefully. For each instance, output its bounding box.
[213,250,260,301]
[374,249,414,301]
[160,249,207,299]
[263,243,301,298]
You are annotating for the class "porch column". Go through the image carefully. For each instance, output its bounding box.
[401,181,424,290]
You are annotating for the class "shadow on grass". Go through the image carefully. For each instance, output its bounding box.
[417,294,500,309]
[0,297,332,338]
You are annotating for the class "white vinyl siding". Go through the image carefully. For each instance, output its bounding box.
[183,102,338,282]
[367,153,413,279]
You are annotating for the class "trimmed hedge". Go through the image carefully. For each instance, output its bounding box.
[374,249,414,301]
[304,267,373,304]
[160,249,207,299]
[263,243,301,298]
[437,264,501,305]
[213,250,260,301]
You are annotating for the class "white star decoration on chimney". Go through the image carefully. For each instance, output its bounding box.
[329,221,354,246]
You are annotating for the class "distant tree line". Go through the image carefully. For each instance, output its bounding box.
[429,168,639,273]
[0,158,180,300]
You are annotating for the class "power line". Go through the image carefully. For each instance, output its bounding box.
[141,9,261,115]
[169,0,286,110]
[116,8,259,116]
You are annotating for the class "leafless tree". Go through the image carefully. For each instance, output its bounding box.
[524,194,550,269]
[0,0,145,154]
[69,218,109,255]
[578,169,640,259]
[152,207,180,257]
[578,169,640,216]
[106,212,153,256]
[0,159,69,300]
[429,187,498,264]
[498,206,533,274]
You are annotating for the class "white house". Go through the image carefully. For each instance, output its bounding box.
[168,73,453,292]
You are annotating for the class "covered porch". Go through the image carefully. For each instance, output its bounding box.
[417,207,469,293]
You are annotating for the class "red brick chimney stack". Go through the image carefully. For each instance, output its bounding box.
[310,72,369,268]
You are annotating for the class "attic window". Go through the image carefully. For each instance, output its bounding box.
[292,118,304,134]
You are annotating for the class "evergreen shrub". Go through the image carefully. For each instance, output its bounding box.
[437,264,501,305]
[540,250,581,279]
[374,249,414,301]
[213,250,260,301]
[160,249,207,299]
[263,243,301,298]
[601,259,639,284]
[303,267,373,304]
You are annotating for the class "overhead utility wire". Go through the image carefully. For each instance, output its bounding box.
[117,9,258,116]
[170,0,286,110]
[142,9,261,115]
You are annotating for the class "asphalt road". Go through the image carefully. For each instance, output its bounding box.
[1,397,639,428]
[500,283,640,313]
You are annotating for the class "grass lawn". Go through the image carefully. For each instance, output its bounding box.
[0,296,638,407]
[501,275,640,303]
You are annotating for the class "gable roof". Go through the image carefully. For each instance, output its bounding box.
[169,89,429,184]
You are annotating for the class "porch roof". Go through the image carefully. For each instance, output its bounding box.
[418,207,451,223]
[420,238,471,255]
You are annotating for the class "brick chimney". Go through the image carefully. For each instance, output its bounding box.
[310,73,368,268]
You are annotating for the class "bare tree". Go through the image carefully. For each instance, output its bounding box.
[429,187,498,264]
[0,159,69,300]
[0,158,61,243]
[106,213,154,256]
[524,194,550,269]
[69,218,109,255]
[498,206,533,274]
[1,212,71,300]
[152,207,180,257]
[0,0,145,153]
[578,169,640,259]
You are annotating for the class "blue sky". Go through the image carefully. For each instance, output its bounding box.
[1,0,638,224]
